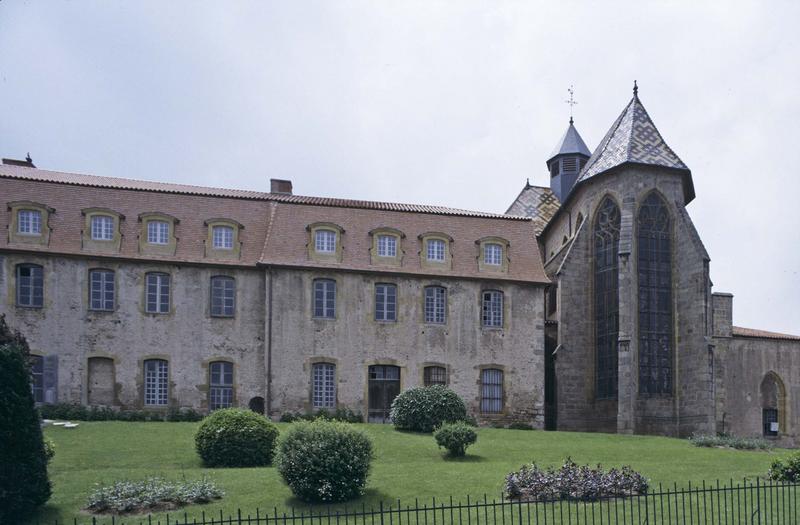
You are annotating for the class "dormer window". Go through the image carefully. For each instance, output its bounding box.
[147,220,170,245]
[17,209,42,235]
[315,229,337,253]
[377,235,396,257]
[369,228,404,266]
[212,225,234,250]
[484,243,503,266]
[427,239,445,262]
[91,215,114,241]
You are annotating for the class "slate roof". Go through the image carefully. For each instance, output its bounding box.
[548,121,592,161]
[732,326,800,342]
[505,183,561,235]
[0,164,524,220]
[578,93,689,183]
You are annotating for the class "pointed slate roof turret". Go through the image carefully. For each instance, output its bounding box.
[547,119,592,161]
[546,120,592,202]
[578,82,694,202]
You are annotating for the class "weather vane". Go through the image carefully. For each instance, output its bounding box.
[565,85,577,124]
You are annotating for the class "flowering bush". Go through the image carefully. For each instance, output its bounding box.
[689,433,772,450]
[390,386,468,433]
[275,420,374,503]
[504,458,648,501]
[434,422,478,457]
[85,476,223,514]
[767,452,800,482]
[194,408,279,467]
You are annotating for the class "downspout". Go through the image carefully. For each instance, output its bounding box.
[266,266,274,417]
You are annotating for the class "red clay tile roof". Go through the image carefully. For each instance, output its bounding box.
[0,165,548,283]
[732,326,800,341]
[0,164,526,220]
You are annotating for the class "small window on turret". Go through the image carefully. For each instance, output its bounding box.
[550,162,559,177]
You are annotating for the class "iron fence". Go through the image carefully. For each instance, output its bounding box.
[42,479,799,525]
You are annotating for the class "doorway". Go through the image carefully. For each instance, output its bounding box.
[88,357,115,405]
[368,365,400,423]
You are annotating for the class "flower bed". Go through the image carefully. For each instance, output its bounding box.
[85,477,223,515]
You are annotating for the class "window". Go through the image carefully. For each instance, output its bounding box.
[147,221,170,245]
[426,239,445,261]
[484,243,503,265]
[210,276,235,317]
[143,359,168,406]
[18,209,42,235]
[31,355,44,403]
[315,229,337,253]
[91,215,114,241]
[423,366,447,387]
[375,283,397,322]
[145,272,170,314]
[16,264,43,308]
[209,361,234,410]
[212,225,234,249]
[313,279,336,318]
[637,193,672,395]
[594,197,621,399]
[89,269,115,311]
[377,235,397,257]
[761,373,784,437]
[312,362,336,409]
[424,286,446,324]
[482,290,503,328]
[481,368,503,413]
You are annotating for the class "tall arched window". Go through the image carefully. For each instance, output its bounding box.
[761,372,785,437]
[637,193,673,394]
[594,197,620,399]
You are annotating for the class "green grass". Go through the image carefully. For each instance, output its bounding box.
[33,422,787,524]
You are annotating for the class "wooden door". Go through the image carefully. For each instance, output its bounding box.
[368,365,400,423]
[88,357,115,406]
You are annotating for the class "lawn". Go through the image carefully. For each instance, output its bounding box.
[33,422,786,524]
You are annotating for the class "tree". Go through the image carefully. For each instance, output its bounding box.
[0,315,51,521]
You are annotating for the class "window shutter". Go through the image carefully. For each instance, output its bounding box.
[43,354,59,404]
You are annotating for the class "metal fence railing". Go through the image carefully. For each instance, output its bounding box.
[42,479,799,525]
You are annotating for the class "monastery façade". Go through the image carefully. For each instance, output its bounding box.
[1,86,798,446]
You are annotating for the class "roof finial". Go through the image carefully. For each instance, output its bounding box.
[633,80,638,97]
[565,85,577,124]
[26,152,32,164]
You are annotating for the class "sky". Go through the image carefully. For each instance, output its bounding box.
[0,1,798,334]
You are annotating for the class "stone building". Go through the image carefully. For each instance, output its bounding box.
[1,85,797,443]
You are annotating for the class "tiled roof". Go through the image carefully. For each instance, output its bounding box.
[578,93,689,182]
[0,164,524,220]
[548,122,591,160]
[505,184,560,235]
[732,326,800,342]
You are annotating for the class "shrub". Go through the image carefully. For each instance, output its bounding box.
[85,476,223,514]
[39,403,204,422]
[390,385,468,433]
[434,422,478,457]
[504,458,648,501]
[275,420,374,503]
[0,315,51,521]
[279,407,363,423]
[689,433,773,450]
[43,437,55,462]
[767,452,800,482]
[508,422,535,431]
[194,408,279,467]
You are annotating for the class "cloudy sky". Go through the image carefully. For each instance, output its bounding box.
[1,1,798,334]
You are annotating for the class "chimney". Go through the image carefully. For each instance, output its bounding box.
[3,153,35,168]
[270,179,292,194]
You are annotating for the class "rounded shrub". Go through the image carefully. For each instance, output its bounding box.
[275,420,374,503]
[0,315,51,522]
[434,422,478,457]
[194,408,279,467]
[390,385,467,433]
[768,451,800,482]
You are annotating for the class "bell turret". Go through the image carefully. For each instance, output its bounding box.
[546,119,591,202]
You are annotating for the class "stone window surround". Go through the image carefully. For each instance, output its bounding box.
[15,262,44,309]
[204,218,243,260]
[368,227,405,267]
[374,282,398,323]
[305,357,340,411]
[477,364,507,416]
[476,236,510,274]
[312,277,337,320]
[307,222,345,263]
[143,271,172,315]
[422,284,448,325]
[207,358,236,410]
[209,274,236,318]
[7,201,53,246]
[81,207,124,253]
[418,232,453,270]
[87,267,116,312]
[138,212,180,256]
[480,289,505,330]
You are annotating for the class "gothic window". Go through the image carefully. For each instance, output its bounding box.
[209,361,234,410]
[143,359,168,406]
[312,362,336,409]
[210,276,235,317]
[374,283,397,322]
[637,193,673,395]
[423,366,447,386]
[424,286,446,324]
[594,197,620,399]
[89,269,115,311]
[16,264,44,308]
[313,279,336,318]
[480,368,503,413]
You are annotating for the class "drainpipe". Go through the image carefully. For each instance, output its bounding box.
[266,266,274,417]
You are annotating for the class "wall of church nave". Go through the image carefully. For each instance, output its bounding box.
[717,336,800,447]
[0,253,267,411]
[267,269,546,425]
